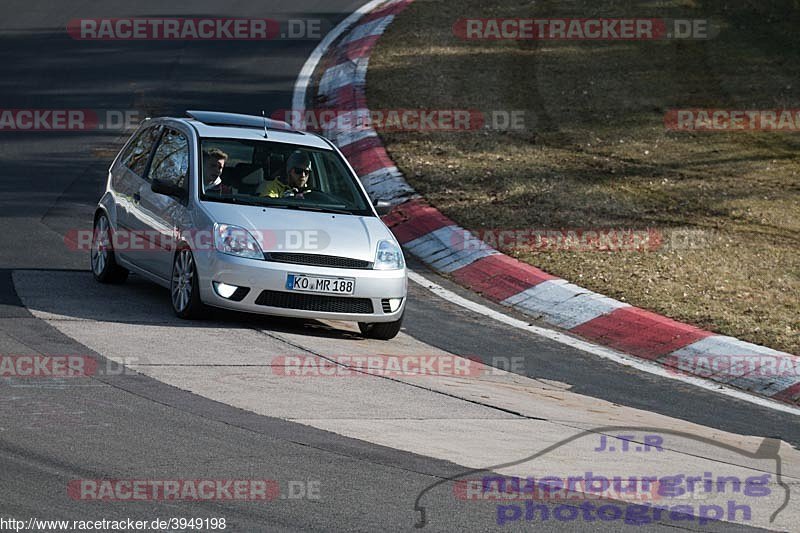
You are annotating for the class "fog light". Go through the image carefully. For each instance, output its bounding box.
[214,282,239,298]
[213,282,251,302]
[388,298,403,312]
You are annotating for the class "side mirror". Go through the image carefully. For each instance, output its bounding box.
[373,200,393,216]
[151,178,185,199]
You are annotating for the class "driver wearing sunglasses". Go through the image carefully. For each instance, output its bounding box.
[258,150,313,198]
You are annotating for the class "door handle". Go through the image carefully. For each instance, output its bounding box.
[133,192,141,202]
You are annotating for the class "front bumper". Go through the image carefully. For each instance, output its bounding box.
[195,251,407,322]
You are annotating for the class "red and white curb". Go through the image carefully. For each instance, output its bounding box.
[294,0,800,407]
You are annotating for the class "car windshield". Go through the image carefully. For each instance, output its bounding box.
[198,138,373,216]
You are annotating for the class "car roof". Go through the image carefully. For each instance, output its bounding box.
[184,120,333,150]
[156,111,333,150]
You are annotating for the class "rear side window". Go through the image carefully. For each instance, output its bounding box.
[120,126,161,177]
[147,128,189,190]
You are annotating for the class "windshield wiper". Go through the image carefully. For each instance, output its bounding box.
[280,204,352,215]
[202,194,239,204]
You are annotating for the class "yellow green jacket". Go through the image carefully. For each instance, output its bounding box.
[257,179,289,198]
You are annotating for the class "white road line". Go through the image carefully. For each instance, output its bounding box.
[408,270,800,417]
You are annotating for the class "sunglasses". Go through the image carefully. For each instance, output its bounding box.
[292,167,311,176]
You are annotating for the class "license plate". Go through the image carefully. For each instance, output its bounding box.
[286,274,355,295]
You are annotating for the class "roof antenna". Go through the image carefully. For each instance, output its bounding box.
[261,110,269,138]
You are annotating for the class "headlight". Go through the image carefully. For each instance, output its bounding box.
[374,239,404,270]
[214,223,264,260]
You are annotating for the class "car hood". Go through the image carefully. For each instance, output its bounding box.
[200,202,394,261]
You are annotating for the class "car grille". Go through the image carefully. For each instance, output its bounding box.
[255,290,374,314]
[264,252,372,269]
[381,299,392,313]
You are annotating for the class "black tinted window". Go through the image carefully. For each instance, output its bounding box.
[148,128,189,189]
[120,126,160,177]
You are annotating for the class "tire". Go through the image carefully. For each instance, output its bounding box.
[171,246,205,319]
[359,313,404,340]
[91,213,129,284]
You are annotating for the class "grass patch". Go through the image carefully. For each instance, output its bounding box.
[367,0,800,353]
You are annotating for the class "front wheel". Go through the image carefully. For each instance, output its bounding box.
[359,313,404,340]
[171,247,205,319]
[91,214,128,284]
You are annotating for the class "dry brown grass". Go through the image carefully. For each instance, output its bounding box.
[367,0,800,353]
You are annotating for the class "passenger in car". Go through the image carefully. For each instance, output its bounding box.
[257,150,312,198]
[202,148,231,194]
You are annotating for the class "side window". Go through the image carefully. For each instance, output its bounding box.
[120,126,161,177]
[147,128,189,189]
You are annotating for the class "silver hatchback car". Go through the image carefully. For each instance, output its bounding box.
[91,111,407,340]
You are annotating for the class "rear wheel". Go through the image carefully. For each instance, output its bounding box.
[359,313,404,340]
[91,213,128,284]
[171,247,205,319]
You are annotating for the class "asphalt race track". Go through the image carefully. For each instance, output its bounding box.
[0,2,797,532]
